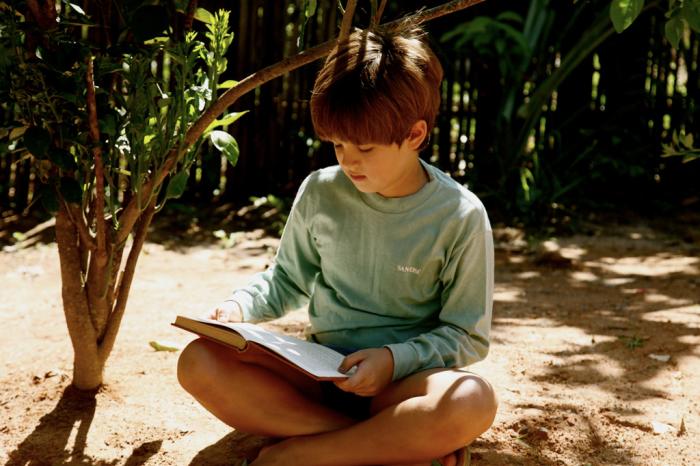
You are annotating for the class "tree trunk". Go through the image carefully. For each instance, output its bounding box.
[55,204,105,390]
[71,342,105,390]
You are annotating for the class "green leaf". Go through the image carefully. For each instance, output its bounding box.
[165,170,189,200]
[9,126,27,140]
[681,4,700,32]
[610,0,644,33]
[305,0,318,18]
[194,7,215,24]
[144,36,171,45]
[684,133,694,148]
[205,111,248,132]
[496,11,523,24]
[218,80,239,89]
[24,127,51,158]
[39,185,59,215]
[520,167,535,191]
[149,340,183,352]
[60,177,82,204]
[665,15,684,49]
[69,3,86,16]
[209,130,239,167]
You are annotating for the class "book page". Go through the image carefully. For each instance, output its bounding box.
[192,318,349,379]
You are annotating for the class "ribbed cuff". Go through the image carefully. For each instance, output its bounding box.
[384,342,420,381]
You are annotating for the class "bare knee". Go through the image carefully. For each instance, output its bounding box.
[177,338,228,394]
[439,374,498,445]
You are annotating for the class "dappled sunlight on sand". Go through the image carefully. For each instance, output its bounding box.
[642,292,694,306]
[587,254,699,276]
[493,285,525,303]
[569,271,598,282]
[641,304,700,326]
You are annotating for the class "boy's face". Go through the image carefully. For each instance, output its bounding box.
[331,137,425,198]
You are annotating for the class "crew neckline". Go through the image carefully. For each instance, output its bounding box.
[357,159,439,214]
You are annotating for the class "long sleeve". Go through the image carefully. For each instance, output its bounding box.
[229,178,321,322]
[385,220,494,381]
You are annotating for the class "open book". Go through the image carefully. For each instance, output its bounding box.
[172,316,349,381]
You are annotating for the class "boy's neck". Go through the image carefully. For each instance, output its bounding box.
[378,158,429,198]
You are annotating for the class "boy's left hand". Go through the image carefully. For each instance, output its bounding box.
[334,348,394,397]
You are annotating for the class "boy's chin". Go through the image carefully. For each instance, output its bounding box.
[349,182,376,194]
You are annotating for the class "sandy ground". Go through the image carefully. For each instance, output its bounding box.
[1,217,699,465]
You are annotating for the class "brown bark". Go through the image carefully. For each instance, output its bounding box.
[184,0,198,32]
[371,0,389,29]
[26,0,57,30]
[56,203,103,390]
[85,56,111,338]
[339,0,358,41]
[99,200,156,361]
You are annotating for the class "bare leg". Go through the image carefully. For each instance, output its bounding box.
[251,369,498,466]
[177,338,356,437]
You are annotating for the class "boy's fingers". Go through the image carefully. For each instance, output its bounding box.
[338,350,366,373]
[335,371,365,393]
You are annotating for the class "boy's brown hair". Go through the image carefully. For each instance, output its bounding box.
[310,26,443,149]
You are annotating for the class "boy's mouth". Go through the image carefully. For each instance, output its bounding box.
[347,172,366,181]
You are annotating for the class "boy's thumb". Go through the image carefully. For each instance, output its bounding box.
[338,351,365,373]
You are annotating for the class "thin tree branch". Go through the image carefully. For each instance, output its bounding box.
[339,0,358,42]
[25,0,58,30]
[371,0,388,29]
[116,0,485,245]
[61,197,96,251]
[184,0,198,32]
[86,56,107,265]
[403,0,485,25]
[99,199,155,359]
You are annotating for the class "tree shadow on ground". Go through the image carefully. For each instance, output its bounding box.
[189,431,274,466]
[492,222,700,400]
[501,403,643,466]
[6,386,163,466]
[123,440,163,466]
[6,385,111,466]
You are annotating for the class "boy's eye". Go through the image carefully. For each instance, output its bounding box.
[332,143,373,153]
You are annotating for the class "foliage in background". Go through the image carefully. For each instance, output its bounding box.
[2,0,698,233]
[440,0,698,229]
[610,0,700,47]
[663,131,700,162]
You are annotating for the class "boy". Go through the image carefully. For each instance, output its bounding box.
[178,26,497,466]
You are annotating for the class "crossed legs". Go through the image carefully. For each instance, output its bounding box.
[177,338,497,466]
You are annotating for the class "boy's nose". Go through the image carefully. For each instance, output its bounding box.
[339,151,360,167]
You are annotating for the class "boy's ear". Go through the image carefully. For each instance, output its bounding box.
[404,120,428,151]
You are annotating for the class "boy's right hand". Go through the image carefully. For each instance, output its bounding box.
[207,300,243,323]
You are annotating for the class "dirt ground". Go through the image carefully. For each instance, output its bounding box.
[1,213,699,466]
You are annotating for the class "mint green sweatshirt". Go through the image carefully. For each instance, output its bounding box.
[230,160,494,381]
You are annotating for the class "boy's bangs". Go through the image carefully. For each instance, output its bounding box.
[313,88,405,146]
